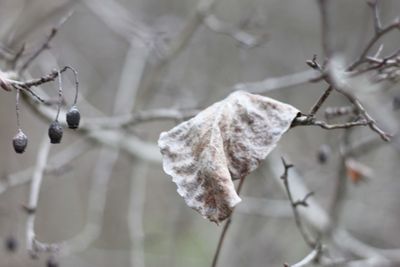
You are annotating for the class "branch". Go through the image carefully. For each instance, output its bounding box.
[348,6,400,70]
[18,11,73,74]
[203,14,268,48]
[285,245,322,267]
[25,135,56,257]
[280,157,316,248]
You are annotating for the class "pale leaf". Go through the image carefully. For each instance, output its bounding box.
[158,91,299,223]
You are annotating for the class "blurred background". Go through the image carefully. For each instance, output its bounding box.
[0,0,399,266]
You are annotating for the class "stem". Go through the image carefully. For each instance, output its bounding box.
[211,176,246,267]
[16,87,21,129]
[55,70,63,121]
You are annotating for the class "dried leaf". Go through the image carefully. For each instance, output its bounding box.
[345,158,373,184]
[158,91,299,223]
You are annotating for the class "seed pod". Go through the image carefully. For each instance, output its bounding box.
[13,129,28,153]
[4,236,18,253]
[46,257,59,267]
[48,121,63,144]
[317,144,331,164]
[66,105,80,129]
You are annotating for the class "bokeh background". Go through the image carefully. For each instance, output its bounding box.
[0,0,399,266]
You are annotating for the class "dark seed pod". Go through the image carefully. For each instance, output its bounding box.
[317,144,331,164]
[4,236,18,253]
[13,129,28,153]
[46,257,59,267]
[48,121,63,144]
[393,95,400,110]
[66,105,80,129]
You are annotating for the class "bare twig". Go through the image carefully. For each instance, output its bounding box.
[348,13,400,70]
[19,12,73,74]
[280,157,316,248]
[292,115,370,130]
[203,14,268,48]
[211,176,246,267]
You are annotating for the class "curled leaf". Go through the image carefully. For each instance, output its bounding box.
[158,91,299,223]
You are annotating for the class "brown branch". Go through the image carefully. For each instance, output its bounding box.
[308,86,333,116]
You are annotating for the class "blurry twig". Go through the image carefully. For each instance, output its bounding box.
[284,245,322,267]
[128,160,149,267]
[25,135,58,257]
[18,11,73,74]
[234,69,321,94]
[0,139,92,195]
[203,14,268,48]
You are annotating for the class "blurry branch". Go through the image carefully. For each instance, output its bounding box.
[236,197,292,218]
[25,135,57,257]
[317,0,332,58]
[234,69,321,94]
[285,246,321,267]
[60,148,119,256]
[18,11,73,74]
[83,0,152,44]
[159,0,217,63]
[128,160,149,267]
[203,14,268,48]
[0,139,92,195]
[84,108,200,129]
[324,106,356,119]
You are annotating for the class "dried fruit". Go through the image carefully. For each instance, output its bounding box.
[46,257,59,267]
[317,144,331,164]
[48,121,63,144]
[66,105,80,129]
[12,129,28,153]
[4,236,18,253]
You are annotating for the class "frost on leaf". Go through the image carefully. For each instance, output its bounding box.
[158,91,299,223]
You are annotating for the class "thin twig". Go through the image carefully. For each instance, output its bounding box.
[280,157,316,248]
[19,12,73,74]
[203,14,268,48]
[211,176,246,267]
[348,18,400,70]
[309,86,333,116]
